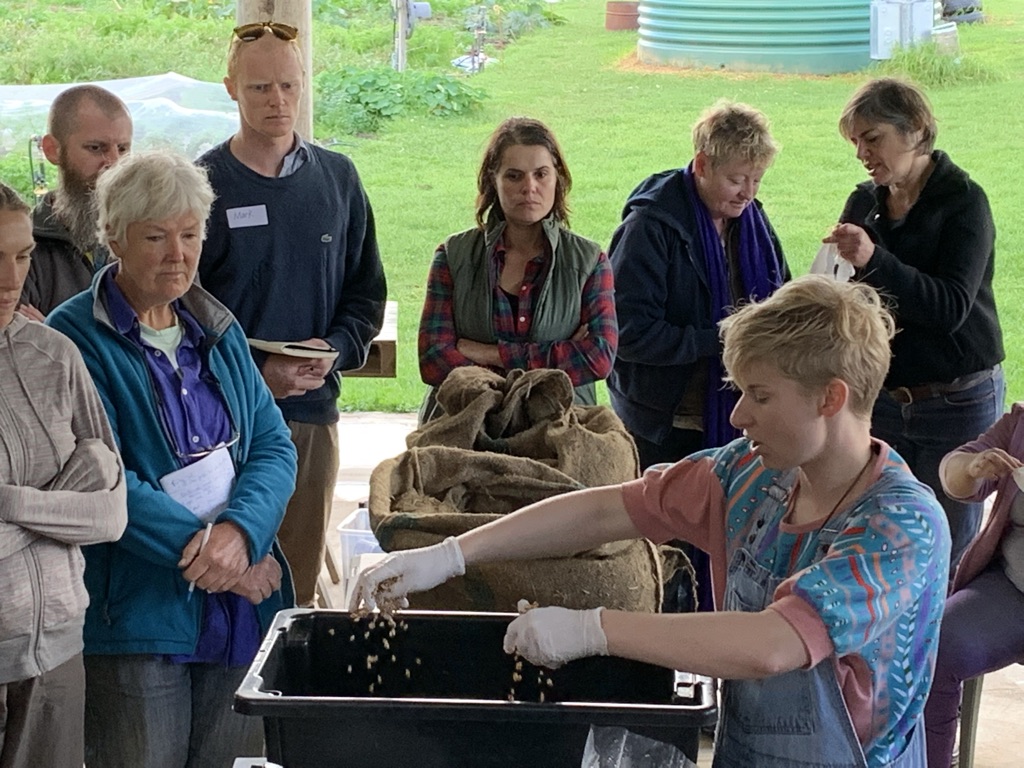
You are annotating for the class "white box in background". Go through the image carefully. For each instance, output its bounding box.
[871,0,935,59]
[337,507,384,594]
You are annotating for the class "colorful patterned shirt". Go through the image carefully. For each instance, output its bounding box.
[621,438,950,766]
[418,240,617,387]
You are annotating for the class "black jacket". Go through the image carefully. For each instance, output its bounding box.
[21,193,105,316]
[607,169,787,444]
[840,150,1003,388]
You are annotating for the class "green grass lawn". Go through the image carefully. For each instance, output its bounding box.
[2,0,1022,412]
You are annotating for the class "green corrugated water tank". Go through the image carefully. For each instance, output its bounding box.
[637,0,871,74]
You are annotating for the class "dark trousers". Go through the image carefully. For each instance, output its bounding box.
[0,654,84,768]
[631,428,713,613]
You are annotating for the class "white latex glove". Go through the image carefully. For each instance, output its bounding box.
[503,604,608,669]
[348,536,465,613]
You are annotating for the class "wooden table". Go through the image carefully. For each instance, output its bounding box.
[344,300,397,378]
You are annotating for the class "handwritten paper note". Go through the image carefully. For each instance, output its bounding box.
[159,447,236,522]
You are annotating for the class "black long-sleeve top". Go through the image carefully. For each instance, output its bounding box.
[840,150,1003,388]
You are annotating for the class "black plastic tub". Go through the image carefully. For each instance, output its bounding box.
[236,609,716,768]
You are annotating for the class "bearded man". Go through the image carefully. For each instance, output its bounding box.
[20,85,132,318]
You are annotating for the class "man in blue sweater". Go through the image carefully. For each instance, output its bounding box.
[198,21,386,606]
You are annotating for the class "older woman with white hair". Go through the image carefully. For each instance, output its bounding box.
[47,151,298,768]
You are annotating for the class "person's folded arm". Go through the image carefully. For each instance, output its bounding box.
[419,245,477,386]
[0,350,127,545]
[497,252,617,385]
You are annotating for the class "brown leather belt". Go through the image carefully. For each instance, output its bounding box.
[886,367,996,405]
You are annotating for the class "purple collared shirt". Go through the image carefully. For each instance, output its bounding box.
[103,268,261,666]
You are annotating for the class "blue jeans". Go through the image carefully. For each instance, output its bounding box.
[872,367,1004,576]
[83,655,262,768]
[924,565,1024,767]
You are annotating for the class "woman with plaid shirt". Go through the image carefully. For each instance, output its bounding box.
[417,117,617,422]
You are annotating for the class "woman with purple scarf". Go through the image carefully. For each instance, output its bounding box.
[608,100,789,612]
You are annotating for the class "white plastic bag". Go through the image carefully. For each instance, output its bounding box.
[809,242,855,283]
[580,726,696,768]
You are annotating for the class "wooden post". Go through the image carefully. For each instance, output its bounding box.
[235,0,315,141]
[394,0,408,72]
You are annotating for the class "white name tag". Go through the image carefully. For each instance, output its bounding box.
[226,204,269,229]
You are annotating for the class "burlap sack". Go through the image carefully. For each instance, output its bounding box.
[368,448,664,613]
[364,368,679,612]
[408,367,640,486]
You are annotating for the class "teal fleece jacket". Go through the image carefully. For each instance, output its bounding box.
[47,266,297,656]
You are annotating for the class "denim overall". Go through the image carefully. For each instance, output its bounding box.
[712,474,927,768]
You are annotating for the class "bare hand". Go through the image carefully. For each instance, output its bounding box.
[457,338,502,367]
[966,448,1022,482]
[17,303,45,322]
[261,352,332,398]
[230,555,283,604]
[824,223,874,269]
[179,521,250,593]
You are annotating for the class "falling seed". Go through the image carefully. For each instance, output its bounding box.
[389,628,396,638]
[415,657,422,666]
[349,634,355,642]
[377,674,382,684]
[512,673,522,683]
[515,660,523,671]
[364,631,370,640]
[369,619,377,630]
[539,692,545,703]
[369,683,375,693]
[405,668,411,679]
[382,638,390,650]
[391,655,396,663]
[507,692,515,702]
[327,627,335,636]
[545,678,553,688]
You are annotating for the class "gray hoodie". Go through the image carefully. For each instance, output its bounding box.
[0,314,126,683]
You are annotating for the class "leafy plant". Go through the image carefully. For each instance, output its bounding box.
[406,71,486,116]
[313,0,350,27]
[315,66,486,135]
[317,66,407,135]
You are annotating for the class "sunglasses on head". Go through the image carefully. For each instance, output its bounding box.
[233,21,299,42]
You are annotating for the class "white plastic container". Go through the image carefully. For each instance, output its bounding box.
[336,507,384,591]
